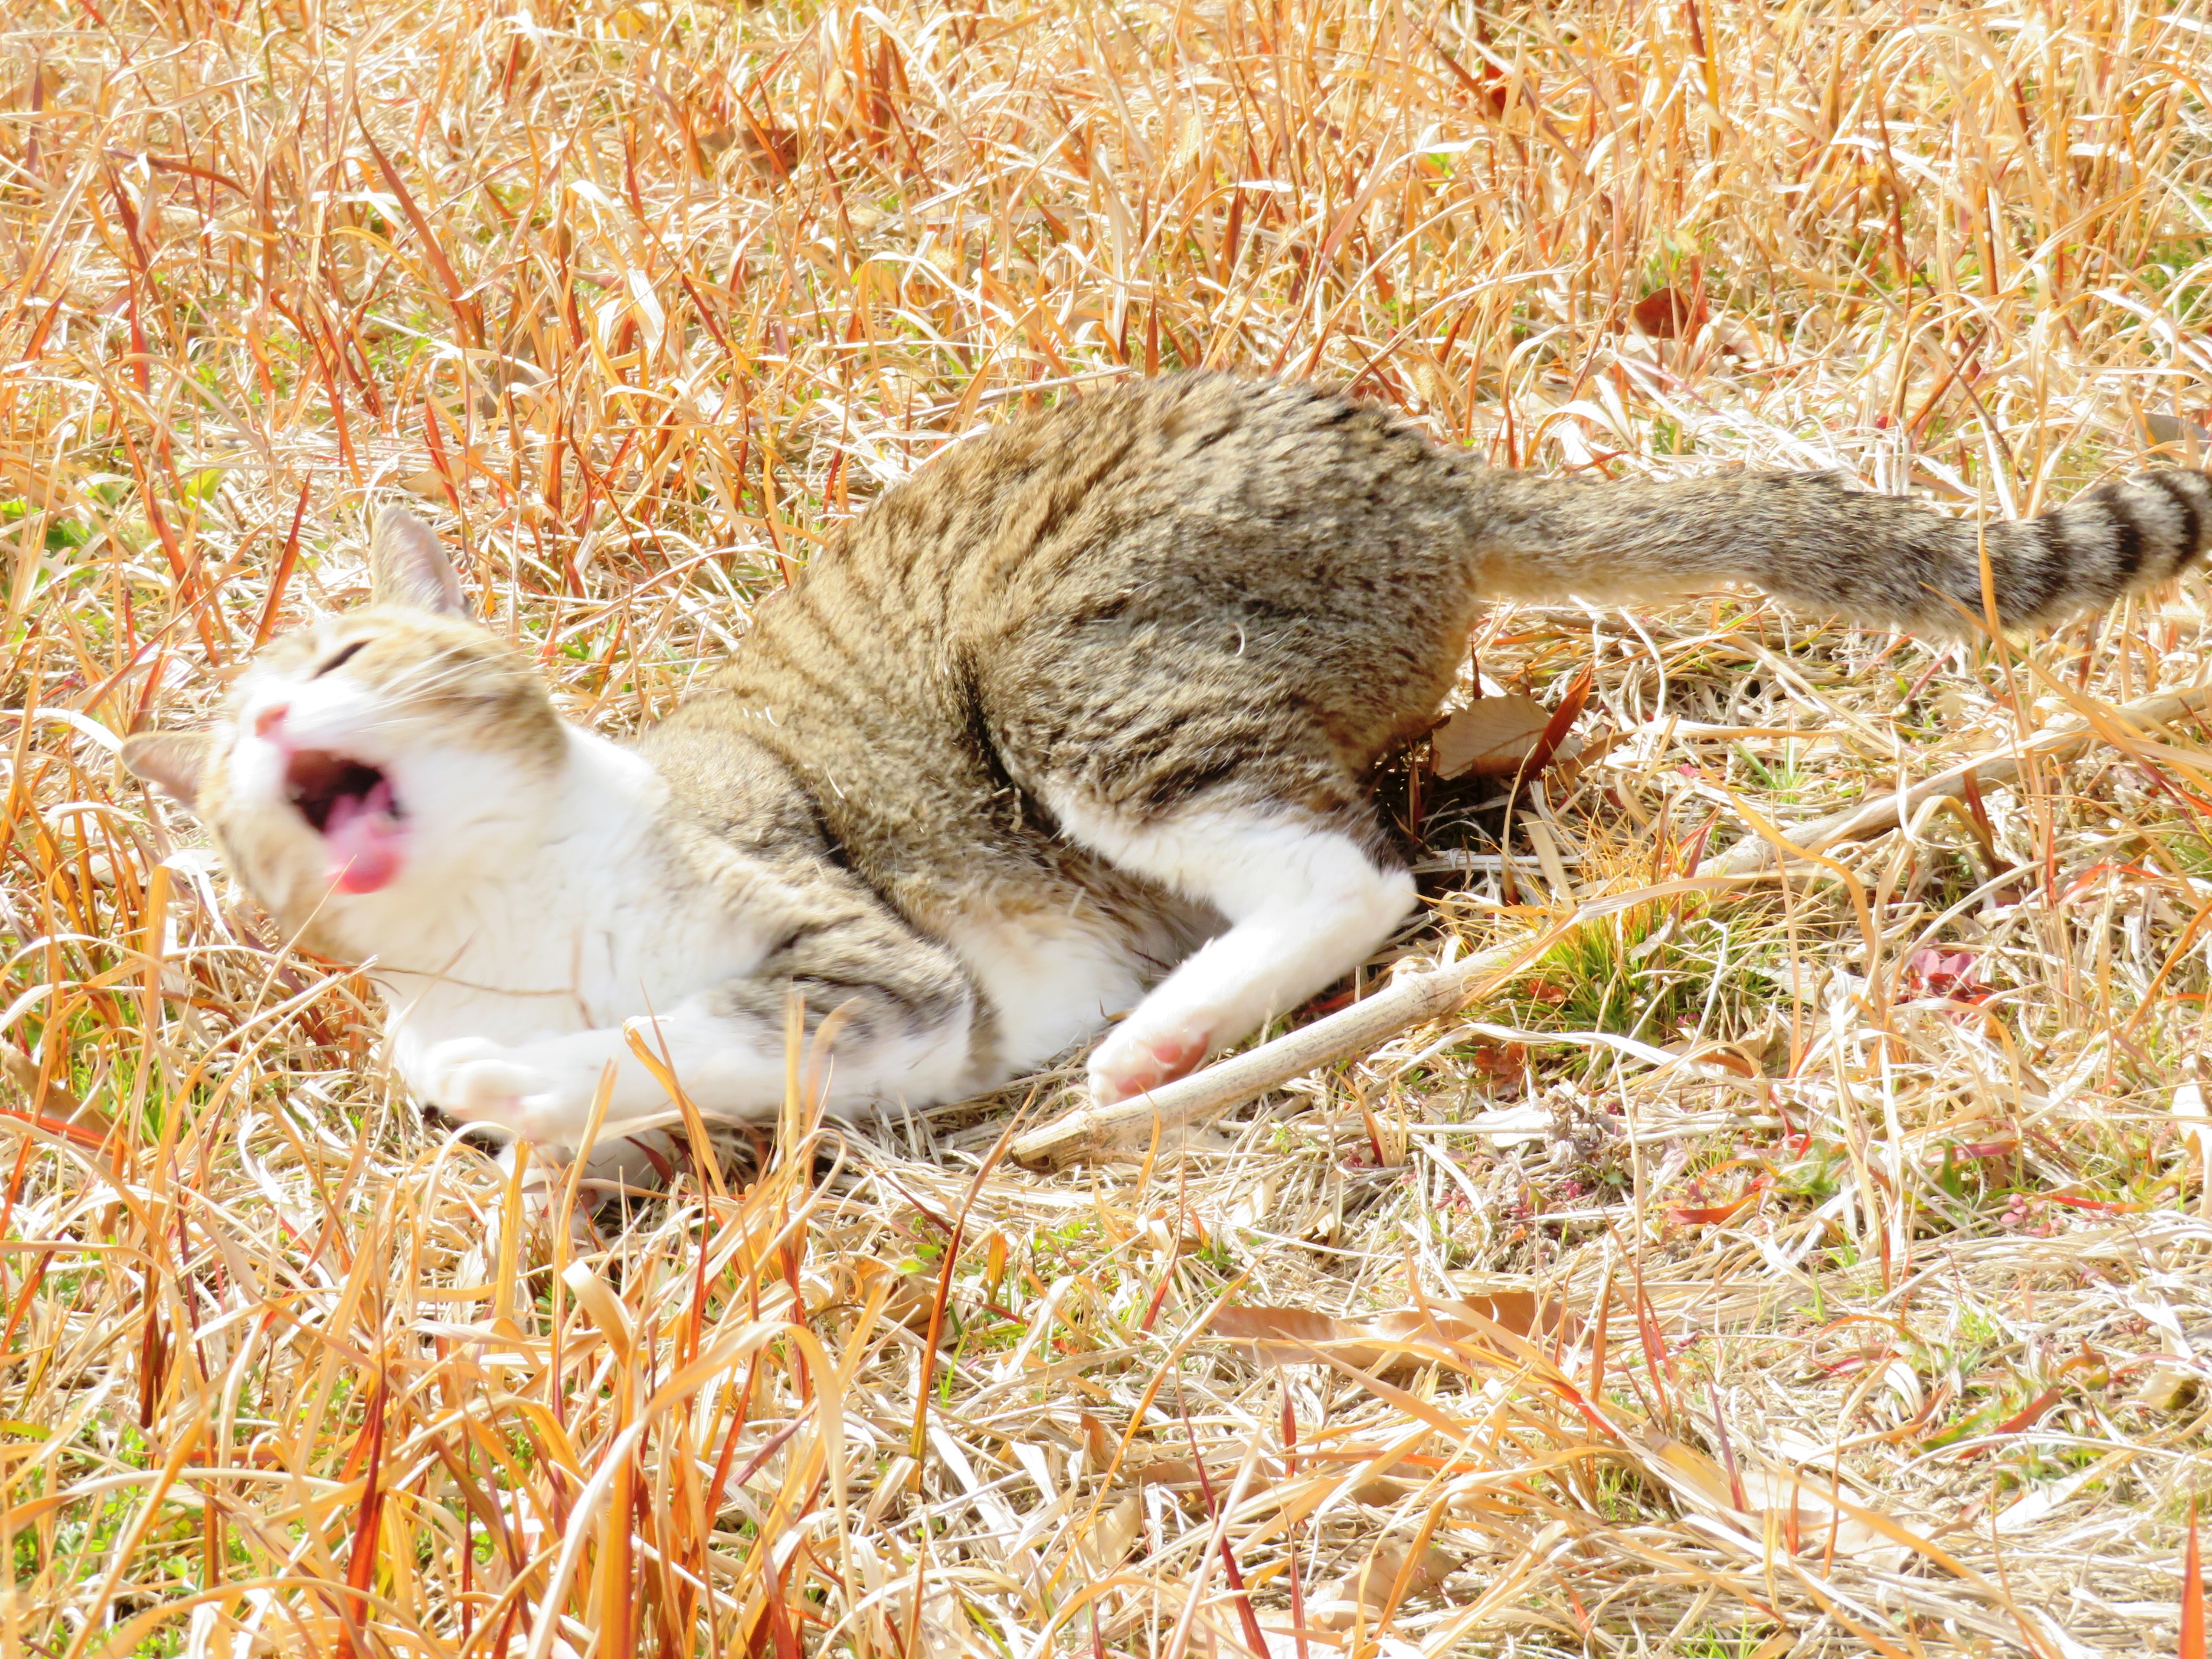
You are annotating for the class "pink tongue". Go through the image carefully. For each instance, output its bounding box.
[323,779,403,894]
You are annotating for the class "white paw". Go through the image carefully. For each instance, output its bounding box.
[1087,1016,1214,1105]
[423,1038,594,1145]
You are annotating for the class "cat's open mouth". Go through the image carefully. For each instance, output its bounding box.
[284,750,405,894]
[283,750,387,831]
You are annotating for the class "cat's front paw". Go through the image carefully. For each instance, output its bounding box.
[1087,1020,1212,1105]
[423,1038,596,1145]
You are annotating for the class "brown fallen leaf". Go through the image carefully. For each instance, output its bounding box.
[852,1258,960,1346]
[697,115,802,176]
[1432,671,1595,783]
[1209,1297,1577,1376]
[1629,283,1709,338]
[0,1047,113,1144]
[2131,1364,2200,1413]
[1079,1411,1207,1487]
[1307,1537,1458,1632]
[1439,1290,1584,1345]
[1079,1492,1143,1572]
[1077,1410,1408,1503]
[1423,1302,1557,1353]
[1431,692,1553,779]
[1639,1430,1906,1567]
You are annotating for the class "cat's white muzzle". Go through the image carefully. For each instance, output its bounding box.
[229,676,413,897]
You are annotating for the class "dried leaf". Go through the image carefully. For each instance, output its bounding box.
[0,1047,112,1142]
[1433,1292,1581,1344]
[1079,1412,1209,1487]
[1307,1538,1456,1631]
[1128,1454,1207,1487]
[711,116,801,175]
[1628,284,1709,338]
[2174,1078,2212,1166]
[854,1258,957,1346]
[1081,1493,1142,1572]
[560,1259,635,1360]
[2131,1364,2200,1413]
[1462,1041,1529,1081]
[1209,1296,1577,1375]
[1641,1432,1906,1568]
[1431,692,1557,778]
[1209,1305,1425,1374]
[1081,1411,1113,1467]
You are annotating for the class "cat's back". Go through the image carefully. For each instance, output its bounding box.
[724,374,1469,695]
[659,375,1478,893]
[645,383,1204,893]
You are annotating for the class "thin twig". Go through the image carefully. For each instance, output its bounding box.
[1699,682,2212,876]
[1012,878,1750,1168]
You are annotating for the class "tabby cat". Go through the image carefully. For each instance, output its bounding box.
[122,375,2211,1155]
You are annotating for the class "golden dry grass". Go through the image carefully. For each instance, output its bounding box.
[5,0,2212,1654]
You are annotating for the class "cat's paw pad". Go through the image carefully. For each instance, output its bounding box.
[1087,1023,1211,1105]
[423,1039,587,1145]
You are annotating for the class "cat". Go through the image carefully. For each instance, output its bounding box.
[122,374,2211,1159]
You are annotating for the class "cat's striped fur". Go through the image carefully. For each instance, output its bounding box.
[124,375,2212,1155]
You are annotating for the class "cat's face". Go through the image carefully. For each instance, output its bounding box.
[123,512,568,953]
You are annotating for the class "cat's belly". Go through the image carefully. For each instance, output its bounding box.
[937,905,1161,1079]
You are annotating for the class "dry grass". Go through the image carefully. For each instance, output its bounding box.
[4,0,2212,1652]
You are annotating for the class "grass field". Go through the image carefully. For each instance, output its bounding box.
[5,0,2212,1653]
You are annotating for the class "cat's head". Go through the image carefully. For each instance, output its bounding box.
[122,511,569,953]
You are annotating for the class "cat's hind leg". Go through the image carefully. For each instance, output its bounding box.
[1048,796,1418,1104]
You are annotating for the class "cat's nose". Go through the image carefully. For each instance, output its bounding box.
[253,703,289,741]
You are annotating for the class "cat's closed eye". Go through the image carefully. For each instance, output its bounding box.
[312,640,367,678]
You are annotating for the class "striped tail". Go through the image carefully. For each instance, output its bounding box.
[1976,468,2212,628]
[1466,465,2212,636]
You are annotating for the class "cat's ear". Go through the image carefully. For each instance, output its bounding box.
[122,731,214,808]
[369,509,467,616]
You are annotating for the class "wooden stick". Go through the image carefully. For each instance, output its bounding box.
[1009,880,1731,1169]
[1698,681,2212,876]
[1011,681,2212,1169]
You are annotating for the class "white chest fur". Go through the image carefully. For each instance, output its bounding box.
[351,732,768,1088]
